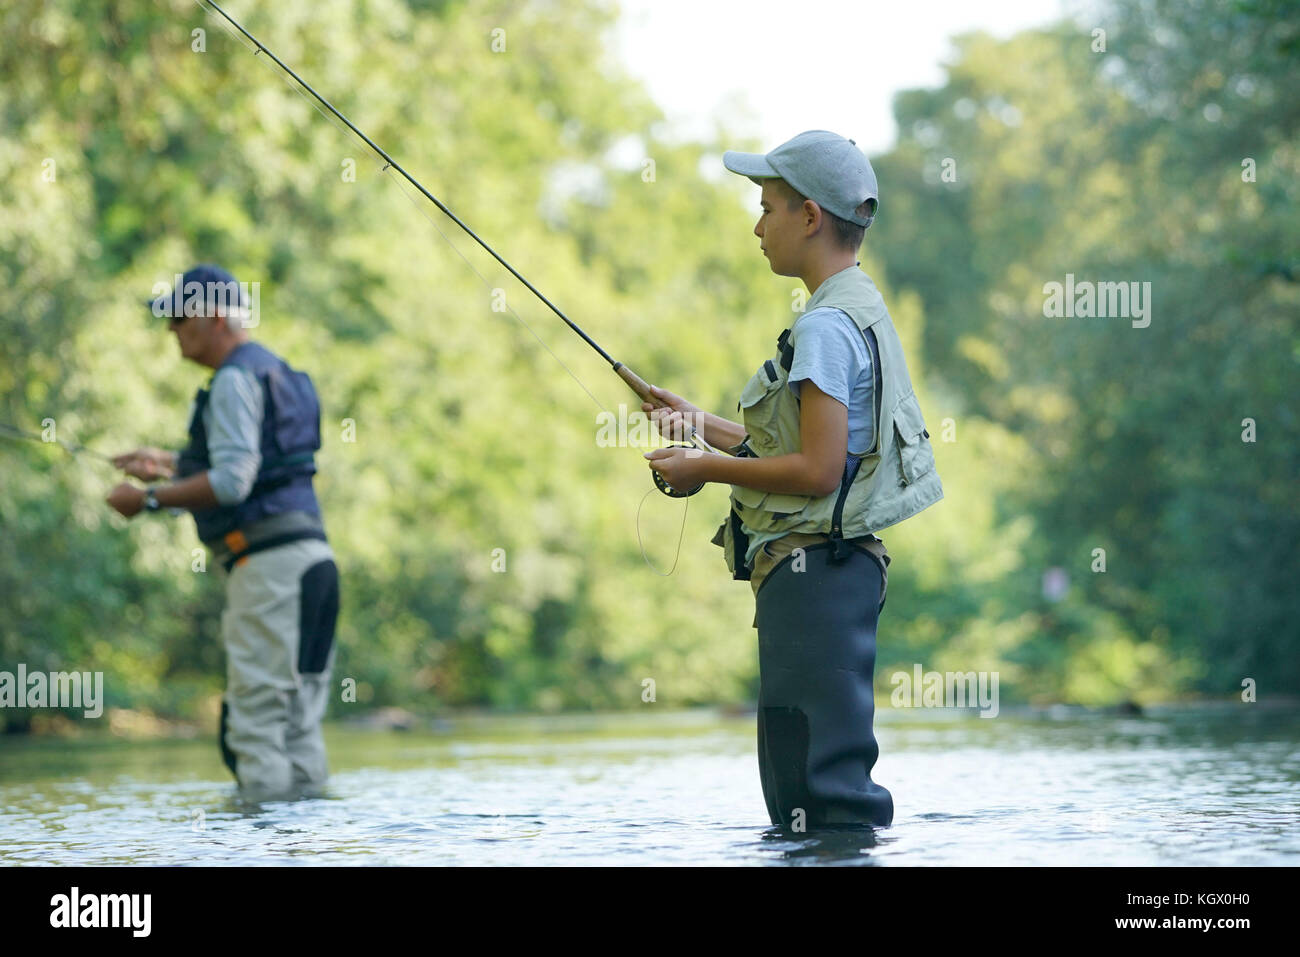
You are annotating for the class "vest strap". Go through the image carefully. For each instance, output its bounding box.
[777,328,794,372]
[248,451,318,496]
[864,325,882,453]
[829,456,864,563]
[261,450,315,470]
[728,508,752,581]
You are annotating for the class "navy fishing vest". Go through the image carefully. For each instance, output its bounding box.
[176,342,322,544]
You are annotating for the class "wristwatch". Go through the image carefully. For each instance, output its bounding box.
[143,488,161,512]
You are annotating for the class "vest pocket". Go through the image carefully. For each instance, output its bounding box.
[733,484,811,519]
[739,360,795,458]
[892,390,936,486]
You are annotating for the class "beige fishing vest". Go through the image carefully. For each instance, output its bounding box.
[713,264,944,578]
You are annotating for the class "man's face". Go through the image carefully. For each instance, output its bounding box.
[169,310,216,363]
[753,179,804,277]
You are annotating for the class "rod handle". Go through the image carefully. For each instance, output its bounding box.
[613,362,667,409]
[614,361,717,454]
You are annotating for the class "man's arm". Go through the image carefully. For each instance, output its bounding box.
[106,452,219,514]
[203,367,263,500]
[153,470,220,510]
[108,369,263,517]
[162,367,263,509]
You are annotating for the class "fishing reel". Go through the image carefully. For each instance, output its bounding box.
[652,443,706,498]
[612,363,716,499]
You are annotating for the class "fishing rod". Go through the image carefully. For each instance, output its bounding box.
[194,0,716,498]
[1,423,192,520]
[0,422,116,464]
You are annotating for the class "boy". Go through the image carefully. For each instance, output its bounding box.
[644,131,943,829]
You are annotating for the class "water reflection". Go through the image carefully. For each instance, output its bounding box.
[760,824,883,865]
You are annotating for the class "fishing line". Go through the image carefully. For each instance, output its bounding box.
[189,0,694,571]
[0,421,116,464]
[635,487,688,577]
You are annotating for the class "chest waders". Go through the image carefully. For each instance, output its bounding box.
[756,542,892,827]
[718,265,944,829]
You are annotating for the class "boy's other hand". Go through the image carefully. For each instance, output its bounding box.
[641,385,702,441]
[644,445,709,492]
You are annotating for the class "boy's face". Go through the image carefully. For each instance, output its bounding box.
[753,179,804,277]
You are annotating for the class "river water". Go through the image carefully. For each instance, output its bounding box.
[2,704,1296,865]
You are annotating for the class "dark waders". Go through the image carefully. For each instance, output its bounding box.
[754,542,893,829]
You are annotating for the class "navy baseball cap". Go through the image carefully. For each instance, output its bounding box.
[724,130,878,228]
[147,264,249,320]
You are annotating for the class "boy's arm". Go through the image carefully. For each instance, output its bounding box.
[696,410,748,452]
[647,382,847,496]
[641,384,747,452]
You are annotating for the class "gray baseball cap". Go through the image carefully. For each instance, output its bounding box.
[723,130,878,228]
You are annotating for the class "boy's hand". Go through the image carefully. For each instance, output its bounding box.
[641,385,703,441]
[644,445,710,492]
[113,447,175,481]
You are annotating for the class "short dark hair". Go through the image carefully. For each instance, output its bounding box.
[777,179,874,251]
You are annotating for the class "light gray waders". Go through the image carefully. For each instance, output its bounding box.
[217,537,339,800]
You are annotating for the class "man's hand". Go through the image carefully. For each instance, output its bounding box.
[644,445,713,493]
[113,447,175,481]
[641,385,704,442]
[106,482,147,518]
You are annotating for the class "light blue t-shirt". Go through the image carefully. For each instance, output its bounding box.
[786,307,878,457]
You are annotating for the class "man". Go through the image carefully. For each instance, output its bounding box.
[106,264,339,800]
[644,131,943,829]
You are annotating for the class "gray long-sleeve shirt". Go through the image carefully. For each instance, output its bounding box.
[178,365,264,505]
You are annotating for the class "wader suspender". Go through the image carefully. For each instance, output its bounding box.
[775,319,883,564]
[727,402,760,580]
